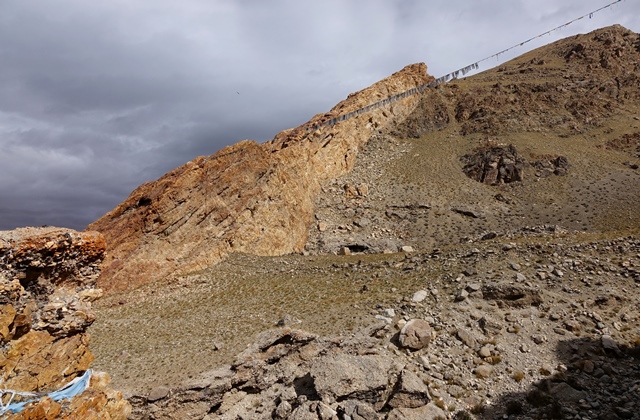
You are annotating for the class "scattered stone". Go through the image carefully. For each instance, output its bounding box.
[550,382,587,403]
[411,290,428,303]
[356,183,369,197]
[539,364,554,376]
[482,284,542,307]
[339,400,379,420]
[148,386,170,402]
[479,316,504,335]
[457,328,478,349]
[479,346,492,358]
[455,289,469,302]
[462,267,478,276]
[274,400,293,418]
[381,308,396,318]
[276,313,302,327]
[387,403,447,420]
[461,144,525,185]
[339,247,351,256]
[399,319,432,350]
[601,335,621,355]
[400,245,415,253]
[564,319,581,332]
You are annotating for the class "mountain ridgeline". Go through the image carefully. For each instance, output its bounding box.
[89,24,640,292]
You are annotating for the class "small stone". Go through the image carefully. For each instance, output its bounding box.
[276,313,302,327]
[531,335,545,345]
[466,283,482,292]
[515,272,526,282]
[400,245,414,253]
[550,382,587,403]
[564,320,581,332]
[387,370,431,408]
[399,319,432,350]
[375,315,392,324]
[462,267,478,276]
[540,364,554,376]
[381,308,396,318]
[510,262,521,271]
[519,344,530,353]
[338,247,351,256]
[457,328,478,349]
[582,360,595,373]
[552,268,564,277]
[356,183,369,196]
[317,222,328,232]
[478,346,492,358]
[274,400,292,419]
[147,386,170,402]
[601,335,621,355]
[411,290,428,303]
[455,289,469,302]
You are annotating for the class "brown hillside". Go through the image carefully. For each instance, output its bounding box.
[88,64,431,292]
[307,24,640,255]
[89,25,640,293]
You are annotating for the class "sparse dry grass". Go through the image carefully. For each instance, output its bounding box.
[89,252,438,395]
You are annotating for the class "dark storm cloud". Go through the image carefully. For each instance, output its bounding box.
[0,0,637,231]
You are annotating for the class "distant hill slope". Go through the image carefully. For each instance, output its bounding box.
[307,24,640,255]
[89,25,640,292]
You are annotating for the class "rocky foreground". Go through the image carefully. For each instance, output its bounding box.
[0,227,130,419]
[88,229,639,419]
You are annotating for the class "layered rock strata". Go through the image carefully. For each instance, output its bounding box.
[89,63,433,292]
[0,227,130,419]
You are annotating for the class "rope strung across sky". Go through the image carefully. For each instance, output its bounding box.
[306,0,625,132]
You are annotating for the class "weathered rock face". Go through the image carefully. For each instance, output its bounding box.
[0,227,130,419]
[88,63,433,292]
[462,144,525,185]
[128,326,446,419]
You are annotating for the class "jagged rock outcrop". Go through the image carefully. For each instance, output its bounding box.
[88,63,433,292]
[0,227,130,419]
[129,327,447,419]
[462,144,525,185]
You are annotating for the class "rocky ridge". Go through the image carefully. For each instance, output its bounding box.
[89,63,433,292]
[0,227,130,419]
[306,24,640,256]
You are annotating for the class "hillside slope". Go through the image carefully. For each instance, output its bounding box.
[308,24,640,255]
[90,25,639,293]
[88,64,431,292]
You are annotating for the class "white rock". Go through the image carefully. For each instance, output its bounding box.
[411,290,428,303]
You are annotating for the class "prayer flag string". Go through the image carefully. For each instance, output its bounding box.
[305,0,625,132]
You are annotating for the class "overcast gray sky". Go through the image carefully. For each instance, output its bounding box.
[0,0,637,230]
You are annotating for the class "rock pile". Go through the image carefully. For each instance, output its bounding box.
[129,327,447,420]
[0,227,130,419]
[461,144,525,185]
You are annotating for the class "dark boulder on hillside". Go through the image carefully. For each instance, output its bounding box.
[462,144,525,185]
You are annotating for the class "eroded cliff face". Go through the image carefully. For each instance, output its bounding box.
[0,227,130,419]
[89,63,433,292]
